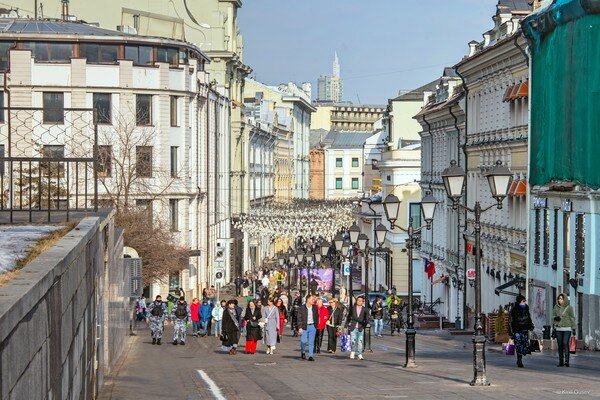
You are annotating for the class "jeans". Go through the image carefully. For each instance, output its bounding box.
[199,320,209,335]
[213,319,222,337]
[350,328,364,355]
[556,330,572,365]
[300,324,317,357]
[373,319,383,336]
[192,321,201,335]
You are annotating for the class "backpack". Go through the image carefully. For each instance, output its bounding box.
[174,302,188,319]
[151,302,164,317]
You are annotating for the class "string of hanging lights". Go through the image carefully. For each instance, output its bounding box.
[234,199,356,241]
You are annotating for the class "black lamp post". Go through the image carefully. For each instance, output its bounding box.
[382,191,438,368]
[441,159,512,386]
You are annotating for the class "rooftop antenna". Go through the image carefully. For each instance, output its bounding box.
[34,0,37,18]
[356,93,361,104]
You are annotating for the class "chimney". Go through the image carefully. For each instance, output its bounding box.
[61,0,69,21]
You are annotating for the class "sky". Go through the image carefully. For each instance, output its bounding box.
[238,0,499,104]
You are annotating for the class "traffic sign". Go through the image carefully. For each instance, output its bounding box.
[215,267,225,283]
[467,268,476,280]
[343,261,351,276]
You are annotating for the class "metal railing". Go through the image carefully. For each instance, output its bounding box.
[0,107,98,222]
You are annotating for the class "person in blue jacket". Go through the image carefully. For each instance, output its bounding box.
[199,299,213,337]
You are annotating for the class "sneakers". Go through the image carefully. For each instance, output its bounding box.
[308,356,314,361]
[301,352,306,360]
[156,339,161,345]
[350,352,355,359]
[172,341,178,345]
[358,354,364,360]
[266,347,271,355]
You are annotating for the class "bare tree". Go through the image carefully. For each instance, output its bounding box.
[97,105,188,286]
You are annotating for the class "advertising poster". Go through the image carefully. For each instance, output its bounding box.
[299,268,334,292]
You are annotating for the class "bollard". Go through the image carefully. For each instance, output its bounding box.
[365,323,372,352]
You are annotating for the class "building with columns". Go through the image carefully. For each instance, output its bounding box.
[453,0,531,317]
[415,68,465,327]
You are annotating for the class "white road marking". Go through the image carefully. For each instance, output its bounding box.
[197,369,227,400]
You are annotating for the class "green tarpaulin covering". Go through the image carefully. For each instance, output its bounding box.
[524,0,600,188]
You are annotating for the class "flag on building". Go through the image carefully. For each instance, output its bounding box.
[424,258,436,280]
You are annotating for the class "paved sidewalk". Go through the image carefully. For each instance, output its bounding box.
[99,324,600,400]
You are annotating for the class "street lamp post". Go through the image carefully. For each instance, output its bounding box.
[382,192,438,368]
[441,159,512,387]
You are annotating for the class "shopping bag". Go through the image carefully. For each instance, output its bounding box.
[569,336,577,354]
[504,340,515,356]
[340,333,351,352]
[529,339,541,352]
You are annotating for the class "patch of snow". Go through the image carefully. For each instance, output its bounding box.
[0,226,62,273]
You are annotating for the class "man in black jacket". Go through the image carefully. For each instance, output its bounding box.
[371,296,384,337]
[297,295,319,361]
[345,295,368,360]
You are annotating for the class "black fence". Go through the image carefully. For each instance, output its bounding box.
[0,107,98,222]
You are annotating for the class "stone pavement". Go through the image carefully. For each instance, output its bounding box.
[99,323,600,400]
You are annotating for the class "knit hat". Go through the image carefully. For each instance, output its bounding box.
[515,294,526,303]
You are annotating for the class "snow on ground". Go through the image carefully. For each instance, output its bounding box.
[0,226,62,273]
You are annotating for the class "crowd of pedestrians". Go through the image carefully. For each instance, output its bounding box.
[135,277,577,369]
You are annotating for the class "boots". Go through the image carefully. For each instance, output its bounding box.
[152,338,156,345]
[517,354,524,368]
[156,339,162,345]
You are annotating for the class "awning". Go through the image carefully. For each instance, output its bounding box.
[515,81,529,99]
[514,180,527,196]
[508,180,518,196]
[502,81,529,102]
[495,277,526,296]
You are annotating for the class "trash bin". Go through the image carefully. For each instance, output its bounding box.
[543,325,551,340]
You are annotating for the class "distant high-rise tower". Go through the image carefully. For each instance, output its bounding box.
[316,52,343,102]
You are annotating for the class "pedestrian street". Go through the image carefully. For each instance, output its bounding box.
[99,324,600,400]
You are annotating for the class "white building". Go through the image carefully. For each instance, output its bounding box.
[323,131,373,200]
[415,68,465,327]
[454,0,531,317]
[0,19,231,298]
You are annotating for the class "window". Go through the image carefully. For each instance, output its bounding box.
[170,146,178,178]
[125,45,153,65]
[80,44,118,64]
[352,157,359,168]
[0,90,4,122]
[93,93,111,124]
[0,144,4,176]
[136,94,152,125]
[170,199,179,231]
[136,199,153,223]
[409,202,422,227]
[23,42,73,62]
[534,209,541,264]
[0,42,14,71]
[335,178,343,189]
[41,145,65,177]
[136,146,152,177]
[170,96,178,127]
[98,145,112,178]
[575,214,585,275]
[351,177,359,189]
[41,145,64,159]
[552,209,559,269]
[335,158,342,168]
[543,209,550,265]
[43,92,64,124]
[156,47,178,66]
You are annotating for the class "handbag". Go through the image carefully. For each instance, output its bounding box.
[569,336,577,354]
[504,339,515,356]
[340,333,351,353]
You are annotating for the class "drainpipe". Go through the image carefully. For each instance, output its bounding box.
[422,113,434,305]
[206,86,211,291]
[4,43,17,157]
[454,66,468,330]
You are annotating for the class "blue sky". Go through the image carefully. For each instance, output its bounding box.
[238,0,498,104]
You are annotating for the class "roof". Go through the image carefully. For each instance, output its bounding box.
[309,129,328,148]
[0,19,131,36]
[498,0,533,12]
[324,131,374,149]
[0,18,210,60]
[392,79,438,101]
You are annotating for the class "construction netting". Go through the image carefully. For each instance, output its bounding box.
[523,0,600,188]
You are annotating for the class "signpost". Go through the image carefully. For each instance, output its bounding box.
[215,266,224,302]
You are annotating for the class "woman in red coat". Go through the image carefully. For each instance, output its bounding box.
[314,298,330,354]
[276,298,288,337]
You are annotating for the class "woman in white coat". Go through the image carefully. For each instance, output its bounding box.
[262,297,280,354]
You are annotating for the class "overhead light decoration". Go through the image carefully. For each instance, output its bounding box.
[234,199,356,241]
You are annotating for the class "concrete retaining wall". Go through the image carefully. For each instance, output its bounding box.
[0,212,127,400]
